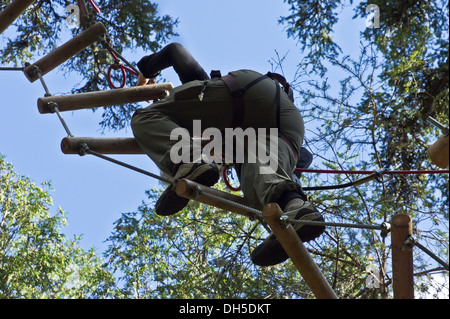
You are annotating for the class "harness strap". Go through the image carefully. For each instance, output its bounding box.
[221,74,245,128]
[220,73,299,163]
[275,81,281,129]
[267,72,289,93]
[221,74,268,128]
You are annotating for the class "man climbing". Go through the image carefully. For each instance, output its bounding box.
[131,43,325,266]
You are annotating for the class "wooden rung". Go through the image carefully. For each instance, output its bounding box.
[38,83,173,113]
[23,22,107,82]
[0,0,36,35]
[428,135,449,168]
[61,137,144,155]
[175,179,253,218]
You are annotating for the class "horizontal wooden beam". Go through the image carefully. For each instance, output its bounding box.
[23,22,107,82]
[428,135,449,168]
[38,83,173,113]
[175,179,253,218]
[61,137,144,155]
[0,0,36,35]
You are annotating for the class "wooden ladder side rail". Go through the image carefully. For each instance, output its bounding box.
[38,83,174,113]
[61,137,144,155]
[263,204,338,299]
[175,179,253,218]
[0,0,36,35]
[175,180,338,299]
[23,22,107,82]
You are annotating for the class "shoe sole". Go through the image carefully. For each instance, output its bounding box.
[155,164,219,216]
[183,164,220,186]
[251,212,325,266]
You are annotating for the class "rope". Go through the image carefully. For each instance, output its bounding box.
[404,236,449,271]
[196,189,271,233]
[101,38,140,89]
[295,168,449,191]
[194,187,389,234]
[222,166,241,192]
[295,168,450,175]
[35,67,74,137]
[414,241,449,271]
[78,143,173,184]
[286,217,388,231]
[303,181,355,191]
[224,167,448,192]
[195,188,263,218]
[86,0,100,13]
[0,66,24,71]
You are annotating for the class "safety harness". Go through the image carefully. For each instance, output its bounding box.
[215,71,293,128]
[213,70,298,162]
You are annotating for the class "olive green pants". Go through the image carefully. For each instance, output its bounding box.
[131,70,305,209]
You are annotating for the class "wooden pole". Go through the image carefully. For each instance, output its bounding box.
[262,203,338,299]
[0,0,36,35]
[38,83,173,113]
[391,214,414,299]
[61,137,144,155]
[175,179,254,218]
[428,135,449,168]
[23,22,107,82]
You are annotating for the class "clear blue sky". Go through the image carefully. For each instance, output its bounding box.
[0,0,364,253]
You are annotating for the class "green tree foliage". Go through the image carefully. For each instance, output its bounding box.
[0,155,116,298]
[0,0,178,130]
[278,0,448,297]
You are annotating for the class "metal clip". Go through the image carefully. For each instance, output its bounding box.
[402,235,417,251]
[193,185,203,198]
[375,169,393,184]
[47,101,58,113]
[380,222,391,238]
[198,80,208,101]
[279,215,290,229]
[78,143,90,156]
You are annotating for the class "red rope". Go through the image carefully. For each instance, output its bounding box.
[105,47,139,89]
[107,63,138,89]
[221,167,448,192]
[87,0,100,13]
[222,167,241,191]
[295,168,449,175]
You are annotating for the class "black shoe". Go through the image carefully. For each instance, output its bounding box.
[155,163,219,216]
[251,198,325,266]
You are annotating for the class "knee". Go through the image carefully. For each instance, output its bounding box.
[131,110,148,136]
[164,42,189,62]
[166,42,185,54]
[131,108,162,136]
